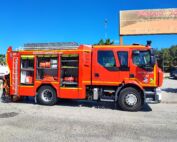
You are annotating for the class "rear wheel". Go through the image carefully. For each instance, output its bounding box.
[118,87,143,111]
[37,86,57,106]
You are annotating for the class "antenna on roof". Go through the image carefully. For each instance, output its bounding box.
[104,19,108,39]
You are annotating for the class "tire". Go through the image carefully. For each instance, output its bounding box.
[37,86,57,106]
[118,87,143,111]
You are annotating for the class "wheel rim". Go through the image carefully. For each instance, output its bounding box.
[125,94,138,106]
[41,89,53,102]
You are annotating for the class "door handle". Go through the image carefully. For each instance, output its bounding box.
[95,73,99,77]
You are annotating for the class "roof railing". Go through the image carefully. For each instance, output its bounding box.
[21,42,79,50]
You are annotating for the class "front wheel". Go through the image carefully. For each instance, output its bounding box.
[37,86,57,106]
[118,87,143,111]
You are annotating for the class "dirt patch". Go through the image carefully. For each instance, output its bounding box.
[0,112,19,118]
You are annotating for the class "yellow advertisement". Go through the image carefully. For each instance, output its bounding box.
[120,9,177,35]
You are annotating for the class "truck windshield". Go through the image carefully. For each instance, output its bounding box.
[133,51,151,67]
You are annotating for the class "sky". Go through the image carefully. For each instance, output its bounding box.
[0,0,177,54]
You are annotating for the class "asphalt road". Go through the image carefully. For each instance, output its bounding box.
[0,100,177,142]
[161,77,177,103]
[0,77,177,142]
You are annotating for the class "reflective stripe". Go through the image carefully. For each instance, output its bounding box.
[21,55,34,59]
[60,87,82,90]
[92,81,121,85]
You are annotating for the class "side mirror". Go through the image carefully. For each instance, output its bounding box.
[155,55,160,60]
[150,48,154,56]
[151,56,156,66]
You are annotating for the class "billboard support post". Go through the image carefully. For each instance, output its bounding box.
[119,36,123,45]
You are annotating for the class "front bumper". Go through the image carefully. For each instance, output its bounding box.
[145,88,162,103]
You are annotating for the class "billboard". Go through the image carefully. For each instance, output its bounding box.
[120,9,177,36]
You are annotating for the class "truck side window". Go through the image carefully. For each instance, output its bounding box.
[98,51,116,68]
[117,51,129,70]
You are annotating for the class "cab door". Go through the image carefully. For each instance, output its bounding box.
[116,50,130,81]
[92,48,120,86]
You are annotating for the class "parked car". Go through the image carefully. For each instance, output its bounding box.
[170,67,177,79]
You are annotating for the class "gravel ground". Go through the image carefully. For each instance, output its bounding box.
[0,77,177,142]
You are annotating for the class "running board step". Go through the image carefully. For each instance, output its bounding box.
[100,99,115,102]
[144,91,155,95]
[103,90,115,93]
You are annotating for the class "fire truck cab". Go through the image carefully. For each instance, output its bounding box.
[6,43,163,111]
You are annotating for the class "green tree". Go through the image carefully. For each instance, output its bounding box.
[155,45,177,72]
[97,38,114,45]
[98,39,105,45]
[0,54,6,65]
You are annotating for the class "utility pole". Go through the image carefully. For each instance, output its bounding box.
[104,19,108,39]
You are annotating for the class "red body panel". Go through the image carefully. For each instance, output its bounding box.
[157,66,164,87]
[6,44,163,99]
[19,86,35,96]
[92,47,130,86]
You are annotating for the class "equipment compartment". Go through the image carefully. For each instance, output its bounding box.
[20,56,34,85]
[60,54,79,87]
[37,55,58,81]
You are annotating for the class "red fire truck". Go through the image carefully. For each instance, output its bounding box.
[5,42,163,111]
